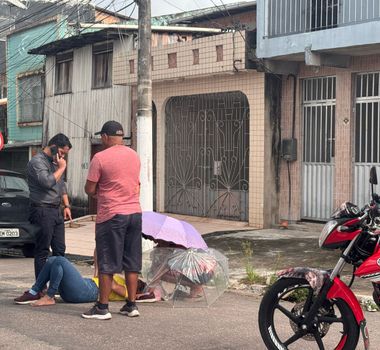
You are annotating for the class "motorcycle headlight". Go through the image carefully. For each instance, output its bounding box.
[319,220,338,247]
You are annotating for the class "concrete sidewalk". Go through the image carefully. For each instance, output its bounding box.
[65,214,324,281]
[64,213,253,257]
[65,215,373,297]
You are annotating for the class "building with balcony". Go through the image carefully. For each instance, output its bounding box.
[256,0,380,222]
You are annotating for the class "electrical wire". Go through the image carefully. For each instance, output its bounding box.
[78,0,135,34]
[3,0,100,112]
[0,0,74,36]
[2,0,111,87]
[0,0,102,76]
[212,0,282,79]
[160,0,185,13]
[4,0,119,123]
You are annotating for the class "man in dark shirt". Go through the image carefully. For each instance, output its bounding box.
[27,133,72,279]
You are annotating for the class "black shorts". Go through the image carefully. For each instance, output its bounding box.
[95,213,142,274]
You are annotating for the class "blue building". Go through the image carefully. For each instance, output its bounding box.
[1,1,129,172]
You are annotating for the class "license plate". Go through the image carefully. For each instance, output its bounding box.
[0,228,20,237]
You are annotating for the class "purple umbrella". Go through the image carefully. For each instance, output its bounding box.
[142,212,208,249]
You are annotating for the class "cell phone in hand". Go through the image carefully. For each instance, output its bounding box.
[50,145,58,158]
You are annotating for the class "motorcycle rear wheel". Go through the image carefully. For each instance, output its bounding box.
[258,277,360,350]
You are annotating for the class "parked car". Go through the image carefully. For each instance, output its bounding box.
[0,169,39,257]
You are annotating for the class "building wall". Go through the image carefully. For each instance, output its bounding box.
[6,19,68,145]
[113,31,246,85]
[94,10,124,24]
[190,10,256,31]
[152,71,273,228]
[44,39,132,212]
[279,54,380,222]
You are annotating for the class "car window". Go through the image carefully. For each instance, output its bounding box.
[0,175,29,193]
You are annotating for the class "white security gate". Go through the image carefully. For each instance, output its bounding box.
[302,77,336,220]
[354,73,380,207]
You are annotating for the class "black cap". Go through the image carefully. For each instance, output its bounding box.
[94,121,124,136]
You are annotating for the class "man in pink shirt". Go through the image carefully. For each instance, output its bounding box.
[82,121,142,320]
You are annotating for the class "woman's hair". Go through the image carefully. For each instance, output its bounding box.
[48,133,72,149]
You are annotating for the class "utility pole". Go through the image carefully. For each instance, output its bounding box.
[136,0,153,212]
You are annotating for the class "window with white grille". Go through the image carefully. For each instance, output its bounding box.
[355,73,380,163]
[302,76,336,163]
[17,74,44,123]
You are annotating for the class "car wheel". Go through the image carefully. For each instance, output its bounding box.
[22,244,35,258]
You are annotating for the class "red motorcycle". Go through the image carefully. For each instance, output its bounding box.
[258,167,380,350]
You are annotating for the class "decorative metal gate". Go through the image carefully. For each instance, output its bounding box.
[302,77,336,220]
[165,91,249,221]
[354,72,380,207]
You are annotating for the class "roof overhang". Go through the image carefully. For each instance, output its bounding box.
[29,25,222,56]
[4,0,26,9]
[28,29,128,55]
[169,1,256,24]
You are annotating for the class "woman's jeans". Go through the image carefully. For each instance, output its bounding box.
[31,256,98,303]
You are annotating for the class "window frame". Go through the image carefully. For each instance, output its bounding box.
[55,51,73,95]
[92,42,113,89]
[16,72,44,126]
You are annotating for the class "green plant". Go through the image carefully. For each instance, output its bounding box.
[265,273,278,286]
[284,287,310,302]
[264,252,282,287]
[243,265,266,284]
[360,297,379,312]
[241,241,253,259]
[240,241,267,284]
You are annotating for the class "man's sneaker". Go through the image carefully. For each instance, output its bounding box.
[119,302,140,317]
[81,304,112,320]
[14,291,42,305]
[136,292,157,303]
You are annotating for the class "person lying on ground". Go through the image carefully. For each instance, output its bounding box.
[14,256,131,306]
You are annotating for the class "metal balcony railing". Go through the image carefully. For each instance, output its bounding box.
[265,0,380,38]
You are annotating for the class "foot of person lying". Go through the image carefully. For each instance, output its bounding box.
[32,295,55,307]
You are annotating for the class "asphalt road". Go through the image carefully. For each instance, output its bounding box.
[2,255,380,350]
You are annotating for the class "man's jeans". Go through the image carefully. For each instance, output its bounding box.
[30,206,65,279]
[31,256,98,303]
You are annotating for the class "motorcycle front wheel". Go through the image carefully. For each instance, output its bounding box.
[258,277,360,350]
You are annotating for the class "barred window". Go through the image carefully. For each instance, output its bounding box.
[355,73,380,163]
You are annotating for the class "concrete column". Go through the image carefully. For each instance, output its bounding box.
[279,76,302,223]
[248,73,266,227]
[334,71,353,206]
